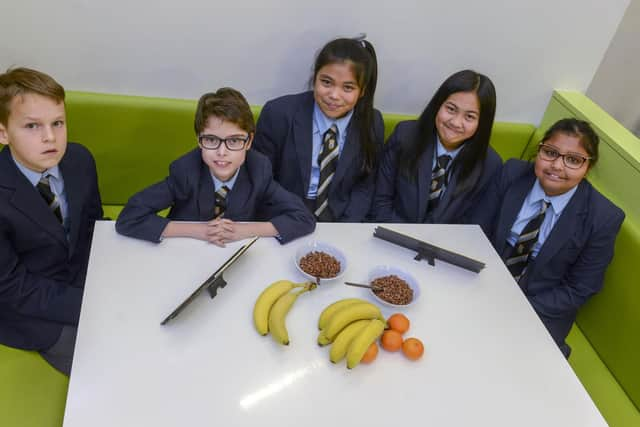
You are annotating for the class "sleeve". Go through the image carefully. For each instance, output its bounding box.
[253,101,282,175]
[528,207,625,317]
[460,150,503,225]
[115,161,186,242]
[469,160,512,241]
[371,123,405,223]
[257,162,316,244]
[339,110,385,222]
[0,222,83,325]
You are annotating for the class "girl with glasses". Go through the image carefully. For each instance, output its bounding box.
[116,88,315,246]
[474,118,625,357]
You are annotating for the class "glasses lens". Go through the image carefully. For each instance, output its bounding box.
[539,145,558,161]
[199,135,221,149]
[564,155,585,169]
[226,137,246,150]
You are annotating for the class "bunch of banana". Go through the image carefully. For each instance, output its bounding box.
[317,299,386,369]
[253,279,316,345]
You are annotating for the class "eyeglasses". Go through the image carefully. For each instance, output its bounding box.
[198,134,250,151]
[537,143,591,169]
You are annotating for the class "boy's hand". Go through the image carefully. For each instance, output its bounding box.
[205,219,278,246]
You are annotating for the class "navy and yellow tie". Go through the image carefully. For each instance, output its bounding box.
[37,174,63,224]
[315,124,339,221]
[505,200,550,282]
[428,154,452,211]
[213,185,230,219]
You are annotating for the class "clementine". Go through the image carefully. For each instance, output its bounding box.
[402,337,424,360]
[361,342,379,364]
[380,330,403,352]
[387,313,410,334]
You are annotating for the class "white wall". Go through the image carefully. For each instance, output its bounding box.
[587,0,640,137]
[0,0,630,123]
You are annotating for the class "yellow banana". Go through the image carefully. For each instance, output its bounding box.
[323,302,385,341]
[317,331,331,347]
[317,298,370,330]
[253,280,307,335]
[268,286,313,345]
[346,319,386,369]
[329,319,370,363]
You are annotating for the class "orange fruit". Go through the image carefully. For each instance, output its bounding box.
[380,330,403,352]
[387,313,410,334]
[361,342,379,364]
[402,337,424,360]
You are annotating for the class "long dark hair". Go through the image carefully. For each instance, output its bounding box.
[311,37,378,175]
[398,69,496,195]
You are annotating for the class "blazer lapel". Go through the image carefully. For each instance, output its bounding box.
[530,181,588,272]
[494,173,536,255]
[417,142,435,221]
[1,150,67,246]
[225,164,251,218]
[197,161,216,219]
[292,98,314,195]
[60,156,83,255]
[331,123,359,193]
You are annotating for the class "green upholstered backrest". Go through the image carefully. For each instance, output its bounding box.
[66,91,536,207]
[536,91,640,411]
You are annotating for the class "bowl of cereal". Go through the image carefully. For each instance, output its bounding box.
[295,241,347,284]
[367,266,420,308]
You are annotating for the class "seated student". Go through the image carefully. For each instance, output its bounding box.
[253,36,384,222]
[0,67,103,376]
[372,69,502,224]
[116,88,315,246]
[474,118,624,357]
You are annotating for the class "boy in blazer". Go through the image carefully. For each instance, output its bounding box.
[475,119,624,357]
[0,68,103,375]
[116,88,315,245]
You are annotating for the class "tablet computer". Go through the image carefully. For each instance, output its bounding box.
[160,236,259,325]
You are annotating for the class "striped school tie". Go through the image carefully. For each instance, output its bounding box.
[315,124,339,221]
[213,185,230,219]
[505,200,550,282]
[428,154,451,211]
[37,174,63,224]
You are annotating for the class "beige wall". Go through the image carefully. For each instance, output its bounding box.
[587,0,640,137]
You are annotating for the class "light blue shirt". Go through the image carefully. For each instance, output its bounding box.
[307,103,354,198]
[210,169,240,192]
[432,136,463,196]
[12,155,70,233]
[507,179,578,257]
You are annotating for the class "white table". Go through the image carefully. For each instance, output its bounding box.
[63,222,605,427]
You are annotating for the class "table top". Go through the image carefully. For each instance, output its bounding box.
[63,222,605,427]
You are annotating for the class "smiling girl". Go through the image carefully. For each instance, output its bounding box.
[372,69,501,223]
[253,37,383,222]
[475,118,625,357]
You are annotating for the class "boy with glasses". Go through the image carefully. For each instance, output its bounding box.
[116,88,315,245]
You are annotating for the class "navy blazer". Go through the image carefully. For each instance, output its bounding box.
[373,120,502,223]
[253,91,384,222]
[474,159,625,345]
[0,144,103,350]
[115,148,315,244]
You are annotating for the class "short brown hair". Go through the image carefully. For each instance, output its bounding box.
[193,87,255,135]
[0,67,65,126]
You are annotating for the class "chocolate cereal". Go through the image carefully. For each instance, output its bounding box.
[299,251,341,278]
[372,275,413,305]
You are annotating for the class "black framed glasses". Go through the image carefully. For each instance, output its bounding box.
[537,143,591,169]
[198,134,250,151]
